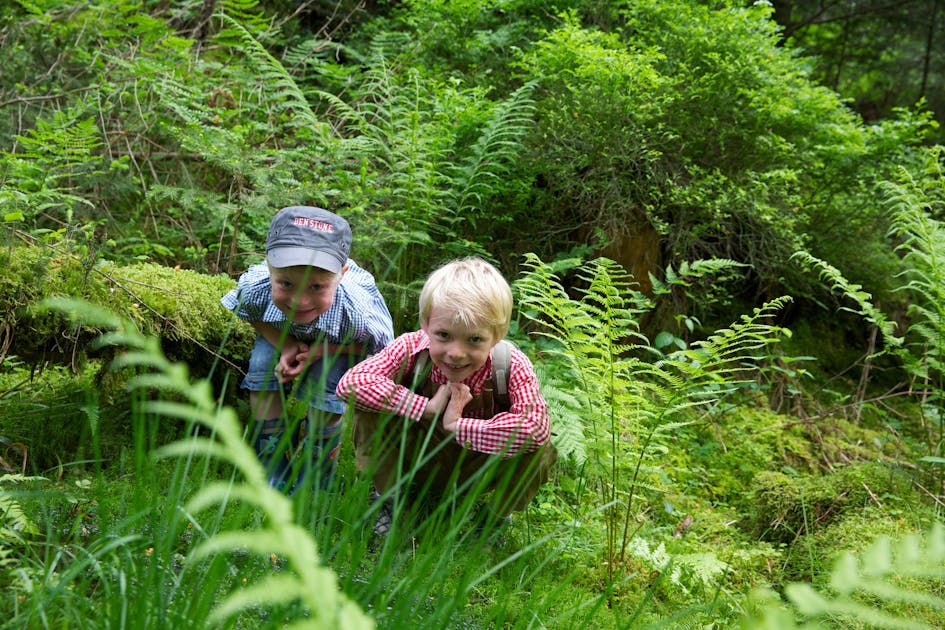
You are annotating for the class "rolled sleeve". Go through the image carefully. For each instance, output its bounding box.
[336,333,428,417]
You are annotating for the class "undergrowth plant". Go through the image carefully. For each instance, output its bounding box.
[310,53,539,324]
[2,296,594,629]
[794,147,945,468]
[744,522,945,629]
[884,151,945,460]
[515,254,793,583]
[20,297,373,629]
[0,474,43,549]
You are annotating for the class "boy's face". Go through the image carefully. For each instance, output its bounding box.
[422,306,498,382]
[269,264,346,324]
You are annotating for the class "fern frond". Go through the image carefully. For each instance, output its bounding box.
[787,522,945,629]
[792,250,901,350]
[448,81,537,219]
[652,297,793,406]
[2,108,102,222]
[884,167,945,389]
[649,258,748,297]
[214,0,274,45]
[217,16,318,133]
[536,367,589,464]
[0,474,46,540]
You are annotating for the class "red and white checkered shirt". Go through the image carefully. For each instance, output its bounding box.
[336,330,550,456]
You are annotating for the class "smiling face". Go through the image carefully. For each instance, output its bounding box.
[422,306,499,382]
[269,264,345,324]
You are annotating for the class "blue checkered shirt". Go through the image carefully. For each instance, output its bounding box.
[221,259,394,354]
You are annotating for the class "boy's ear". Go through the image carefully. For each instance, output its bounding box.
[339,263,350,277]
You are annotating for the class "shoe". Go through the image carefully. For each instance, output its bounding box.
[372,496,394,537]
[253,420,291,491]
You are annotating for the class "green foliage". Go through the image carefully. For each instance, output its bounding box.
[744,522,945,629]
[0,474,44,541]
[516,253,794,583]
[446,80,536,228]
[676,405,820,506]
[373,0,587,89]
[0,363,113,470]
[2,0,935,328]
[3,1,945,626]
[884,152,945,390]
[36,296,374,629]
[748,462,917,545]
[777,0,945,144]
[0,109,103,233]
[795,151,945,460]
[0,245,253,371]
[516,15,673,255]
[505,0,930,308]
[792,251,902,353]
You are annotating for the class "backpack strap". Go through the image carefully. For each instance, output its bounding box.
[400,349,432,392]
[491,340,512,412]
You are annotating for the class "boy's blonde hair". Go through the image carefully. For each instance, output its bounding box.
[419,257,513,340]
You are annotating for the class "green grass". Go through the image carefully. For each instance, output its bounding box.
[2,298,944,629]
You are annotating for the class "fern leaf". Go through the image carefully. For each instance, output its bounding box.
[771,522,945,629]
[0,475,46,540]
[41,298,373,629]
[449,81,536,219]
[217,16,318,132]
[792,250,901,349]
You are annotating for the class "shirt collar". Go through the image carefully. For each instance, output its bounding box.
[418,332,494,391]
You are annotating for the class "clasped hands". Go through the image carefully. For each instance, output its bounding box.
[424,382,473,433]
[273,341,322,384]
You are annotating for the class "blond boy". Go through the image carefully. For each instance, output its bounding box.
[336,257,556,535]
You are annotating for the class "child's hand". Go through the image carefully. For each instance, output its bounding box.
[423,384,451,419]
[441,382,472,433]
[276,342,310,383]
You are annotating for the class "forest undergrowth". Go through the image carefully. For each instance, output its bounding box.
[3,1,945,628]
[2,233,945,628]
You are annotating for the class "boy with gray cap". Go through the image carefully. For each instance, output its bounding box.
[222,206,394,492]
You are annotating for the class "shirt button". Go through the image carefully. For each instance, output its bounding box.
[463,440,472,449]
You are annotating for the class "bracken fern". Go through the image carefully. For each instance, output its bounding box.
[744,522,945,629]
[0,474,44,543]
[792,250,901,353]
[884,155,945,391]
[515,254,792,581]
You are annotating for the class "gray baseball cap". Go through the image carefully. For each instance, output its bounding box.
[265,206,352,272]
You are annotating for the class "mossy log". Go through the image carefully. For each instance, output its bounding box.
[0,245,255,376]
[748,461,916,543]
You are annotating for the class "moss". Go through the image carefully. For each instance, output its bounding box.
[0,246,254,381]
[0,246,256,467]
[676,406,819,507]
[775,510,945,628]
[818,416,914,463]
[747,461,919,544]
[103,262,255,365]
[0,244,50,309]
[806,510,934,579]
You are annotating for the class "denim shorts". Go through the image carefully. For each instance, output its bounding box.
[241,335,351,415]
